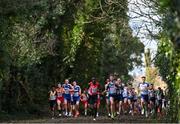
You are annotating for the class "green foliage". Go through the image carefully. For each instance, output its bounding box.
[0,0,144,115]
[155,0,180,122]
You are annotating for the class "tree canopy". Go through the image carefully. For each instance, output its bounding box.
[0,0,144,114]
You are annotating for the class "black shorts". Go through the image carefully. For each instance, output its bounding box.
[128,97,134,102]
[72,96,80,105]
[156,100,162,107]
[116,94,123,101]
[49,100,56,108]
[109,93,116,98]
[88,95,98,105]
[141,94,149,102]
[149,97,155,104]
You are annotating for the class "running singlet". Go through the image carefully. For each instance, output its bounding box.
[139,82,149,95]
[156,90,163,100]
[108,81,116,95]
[123,87,128,97]
[81,94,88,101]
[133,93,138,100]
[149,89,155,98]
[116,84,124,95]
[49,91,56,100]
[73,85,81,97]
[128,89,134,98]
[56,89,63,97]
[88,82,99,95]
[63,84,72,94]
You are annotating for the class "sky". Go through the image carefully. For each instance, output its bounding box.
[127,0,160,77]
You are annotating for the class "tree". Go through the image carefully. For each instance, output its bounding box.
[0,0,144,114]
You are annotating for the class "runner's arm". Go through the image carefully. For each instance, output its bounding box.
[79,87,82,95]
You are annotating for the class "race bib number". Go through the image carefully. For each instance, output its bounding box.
[157,95,161,100]
[65,89,69,94]
[74,92,79,97]
[149,92,154,97]
[57,92,62,97]
[109,87,116,94]
[50,95,56,100]
[123,91,128,97]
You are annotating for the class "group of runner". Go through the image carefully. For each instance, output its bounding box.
[49,74,167,120]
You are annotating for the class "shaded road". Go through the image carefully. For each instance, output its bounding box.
[9,115,167,123]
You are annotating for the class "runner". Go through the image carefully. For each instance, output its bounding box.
[138,76,149,117]
[148,84,156,115]
[49,85,57,119]
[69,86,74,117]
[62,79,73,116]
[128,84,135,116]
[103,79,111,117]
[122,84,129,114]
[133,91,140,115]
[116,78,124,116]
[155,87,164,117]
[72,81,81,117]
[88,77,100,121]
[80,89,89,116]
[96,92,101,117]
[56,83,64,117]
[106,75,117,119]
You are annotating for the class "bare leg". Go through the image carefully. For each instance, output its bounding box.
[119,101,122,115]
[57,100,62,116]
[106,98,110,116]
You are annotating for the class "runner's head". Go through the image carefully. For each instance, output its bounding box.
[106,79,110,84]
[141,76,146,82]
[65,79,69,84]
[158,87,161,90]
[117,78,121,84]
[83,90,86,93]
[114,72,118,81]
[58,83,62,88]
[84,88,88,93]
[92,77,96,84]
[132,88,135,92]
[109,74,114,81]
[73,81,77,86]
[150,83,154,89]
[51,85,56,91]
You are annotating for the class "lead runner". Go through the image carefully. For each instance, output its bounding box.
[88,77,100,121]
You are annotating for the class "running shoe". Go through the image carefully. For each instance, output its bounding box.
[96,112,99,117]
[129,110,132,114]
[111,114,115,119]
[145,111,148,117]
[69,112,72,117]
[85,112,87,116]
[141,109,144,115]
[65,112,68,116]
